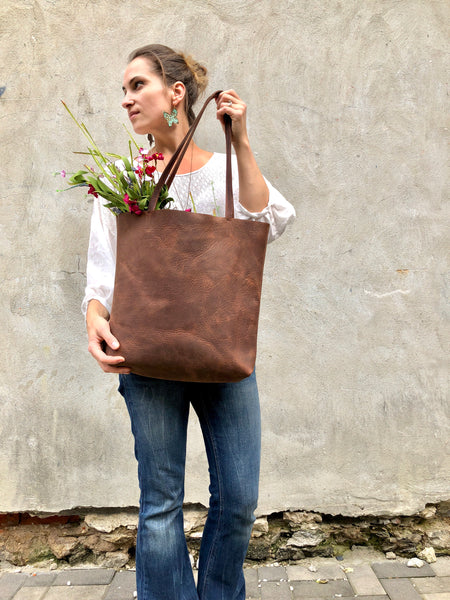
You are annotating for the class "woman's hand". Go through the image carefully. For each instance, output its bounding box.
[215,90,249,147]
[86,300,131,374]
[216,90,269,213]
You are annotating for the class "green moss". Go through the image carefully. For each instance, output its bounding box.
[27,543,56,564]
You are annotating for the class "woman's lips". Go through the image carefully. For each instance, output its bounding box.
[129,111,139,120]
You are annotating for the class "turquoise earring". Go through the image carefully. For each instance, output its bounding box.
[163,107,179,127]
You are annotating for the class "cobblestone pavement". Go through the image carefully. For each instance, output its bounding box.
[1,555,449,599]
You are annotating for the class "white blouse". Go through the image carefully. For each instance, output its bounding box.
[82,152,296,315]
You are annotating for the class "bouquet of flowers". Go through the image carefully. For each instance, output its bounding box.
[58,101,173,215]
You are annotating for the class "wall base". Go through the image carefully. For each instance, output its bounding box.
[0,502,449,569]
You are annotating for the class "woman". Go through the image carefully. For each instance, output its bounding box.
[83,44,295,600]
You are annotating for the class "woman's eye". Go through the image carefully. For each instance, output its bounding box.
[122,80,145,95]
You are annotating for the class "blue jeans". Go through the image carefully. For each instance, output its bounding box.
[118,371,261,600]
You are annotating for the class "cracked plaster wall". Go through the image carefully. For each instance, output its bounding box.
[0,0,448,517]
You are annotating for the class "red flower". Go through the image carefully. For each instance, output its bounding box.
[87,184,98,198]
[146,152,164,161]
[145,165,156,176]
[123,193,143,215]
[129,201,142,215]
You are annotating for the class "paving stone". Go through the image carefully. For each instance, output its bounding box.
[22,574,57,588]
[244,568,260,599]
[43,585,108,599]
[346,564,386,595]
[0,573,28,600]
[432,559,450,577]
[258,566,288,582]
[372,561,436,579]
[286,563,346,581]
[291,579,355,598]
[380,578,423,600]
[3,562,446,600]
[52,568,115,586]
[353,597,389,600]
[9,588,47,600]
[103,571,137,600]
[412,577,450,594]
[289,597,325,600]
[260,581,292,600]
[285,565,316,581]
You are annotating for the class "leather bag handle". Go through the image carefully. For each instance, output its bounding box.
[149,90,234,218]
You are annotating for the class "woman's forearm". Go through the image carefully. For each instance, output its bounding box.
[86,299,110,327]
[234,139,269,213]
[215,90,269,213]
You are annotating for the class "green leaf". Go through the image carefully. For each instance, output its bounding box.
[69,169,89,184]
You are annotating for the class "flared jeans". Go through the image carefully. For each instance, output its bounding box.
[118,370,261,600]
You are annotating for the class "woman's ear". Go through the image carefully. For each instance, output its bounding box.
[171,81,186,108]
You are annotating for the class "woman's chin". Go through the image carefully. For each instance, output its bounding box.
[131,125,148,136]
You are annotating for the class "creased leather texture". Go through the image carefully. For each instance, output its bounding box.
[106,210,269,381]
[105,91,269,382]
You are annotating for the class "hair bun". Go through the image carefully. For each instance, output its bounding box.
[181,53,208,95]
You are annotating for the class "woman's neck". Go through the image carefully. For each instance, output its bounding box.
[152,139,213,175]
[152,127,189,159]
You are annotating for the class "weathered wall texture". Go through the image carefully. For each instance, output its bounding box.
[0,0,448,518]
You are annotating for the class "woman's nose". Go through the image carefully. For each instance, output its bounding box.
[122,92,133,109]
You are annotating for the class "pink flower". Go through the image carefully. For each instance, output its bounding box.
[146,152,164,161]
[129,201,142,215]
[87,184,98,198]
[123,193,143,215]
[184,208,192,212]
[60,169,66,178]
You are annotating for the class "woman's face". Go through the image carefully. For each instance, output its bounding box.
[122,57,172,136]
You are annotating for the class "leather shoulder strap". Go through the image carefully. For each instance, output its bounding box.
[149,91,234,218]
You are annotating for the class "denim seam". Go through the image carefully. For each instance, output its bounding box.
[197,402,224,599]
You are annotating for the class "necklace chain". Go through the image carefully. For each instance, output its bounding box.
[154,143,194,211]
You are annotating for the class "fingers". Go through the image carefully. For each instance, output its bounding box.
[101,326,120,352]
[216,90,248,144]
[88,338,131,374]
[216,89,246,118]
[87,314,131,374]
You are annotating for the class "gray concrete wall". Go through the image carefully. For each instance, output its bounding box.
[0,0,448,517]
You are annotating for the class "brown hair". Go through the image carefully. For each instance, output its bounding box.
[128,44,208,132]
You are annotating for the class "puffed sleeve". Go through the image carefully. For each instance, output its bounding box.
[81,198,117,316]
[234,178,296,244]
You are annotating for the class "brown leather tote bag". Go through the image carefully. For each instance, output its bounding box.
[106,91,269,382]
